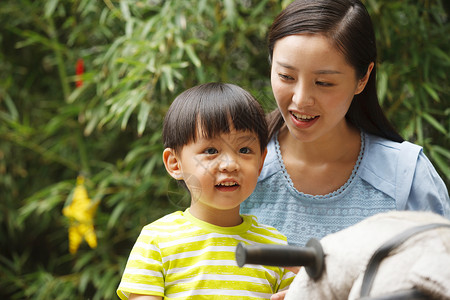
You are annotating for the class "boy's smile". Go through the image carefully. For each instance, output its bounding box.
[215,180,239,192]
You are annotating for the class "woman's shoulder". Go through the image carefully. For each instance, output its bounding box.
[360,133,449,213]
[359,133,420,192]
[363,133,423,169]
[364,132,421,153]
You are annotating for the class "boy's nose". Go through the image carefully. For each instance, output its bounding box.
[218,154,239,172]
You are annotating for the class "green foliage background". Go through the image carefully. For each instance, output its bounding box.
[0,0,448,299]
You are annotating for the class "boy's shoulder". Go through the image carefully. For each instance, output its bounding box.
[141,211,187,234]
[144,210,184,224]
[244,214,288,245]
[134,211,198,246]
[248,215,279,232]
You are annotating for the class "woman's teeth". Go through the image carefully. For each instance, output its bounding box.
[292,112,318,121]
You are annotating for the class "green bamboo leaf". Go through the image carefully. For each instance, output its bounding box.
[429,149,450,181]
[67,84,85,103]
[120,0,131,20]
[97,269,119,298]
[44,0,59,18]
[73,251,96,272]
[84,111,100,136]
[168,61,190,69]
[431,145,450,160]
[415,116,423,144]
[124,145,150,165]
[142,153,160,177]
[107,201,127,229]
[251,0,271,17]
[422,82,440,102]
[224,0,237,24]
[428,46,450,63]
[137,100,151,136]
[2,93,18,120]
[19,182,72,222]
[422,112,447,134]
[368,0,381,14]
[120,89,145,130]
[377,69,388,105]
[185,44,201,68]
[161,66,175,92]
[15,30,53,49]
[78,270,91,293]
[125,19,135,38]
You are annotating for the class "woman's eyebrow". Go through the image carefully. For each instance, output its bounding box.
[276,61,343,75]
[314,69,343,75]
[275,61,297,70]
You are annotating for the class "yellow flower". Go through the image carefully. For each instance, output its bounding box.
[63,176,99,254]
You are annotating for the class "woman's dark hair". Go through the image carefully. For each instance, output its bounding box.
[163,82,268,154]
[267,0,403,142]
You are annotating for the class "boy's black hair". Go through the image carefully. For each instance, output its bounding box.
[163,82,268,154]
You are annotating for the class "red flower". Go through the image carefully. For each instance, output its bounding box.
[76,58,84,87]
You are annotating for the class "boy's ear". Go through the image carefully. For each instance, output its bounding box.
[258,148,268,175]
[163,148,183,180]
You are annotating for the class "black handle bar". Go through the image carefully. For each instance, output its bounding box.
[235,238,324,279]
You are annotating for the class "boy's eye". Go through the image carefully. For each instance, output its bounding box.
[239,147,252,154]
[204,148,218,155]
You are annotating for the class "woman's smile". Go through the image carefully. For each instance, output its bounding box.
[290,111,320,128]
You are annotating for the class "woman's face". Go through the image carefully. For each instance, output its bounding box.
[271,34,370,143]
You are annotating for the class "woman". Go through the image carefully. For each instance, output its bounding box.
[240,0,449,248]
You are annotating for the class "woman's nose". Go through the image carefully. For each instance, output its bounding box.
[292,81,314,107]
[218,153,239,172]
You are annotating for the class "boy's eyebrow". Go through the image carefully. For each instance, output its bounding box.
[235,134,258,143]
[197,132,258,144]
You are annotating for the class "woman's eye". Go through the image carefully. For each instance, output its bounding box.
[278,73,293,80]
[204,148,218,155]
[239,147,252,154]
[316,81,334,87]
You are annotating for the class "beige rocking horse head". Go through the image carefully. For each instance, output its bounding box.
[237,210,450,300]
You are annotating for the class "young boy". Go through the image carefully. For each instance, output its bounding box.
[117,83,294,299]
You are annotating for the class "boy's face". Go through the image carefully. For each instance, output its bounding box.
[163,127,267,225]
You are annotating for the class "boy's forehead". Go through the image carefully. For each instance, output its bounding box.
[196,126,258,142]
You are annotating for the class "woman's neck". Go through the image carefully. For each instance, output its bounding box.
[277,123,362,195]
[279,123,361,165]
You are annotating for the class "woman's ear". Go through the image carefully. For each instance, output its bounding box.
[355,62,374,95]
[163,148,183,180]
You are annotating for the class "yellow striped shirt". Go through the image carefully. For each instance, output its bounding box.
[117,209,294,299]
